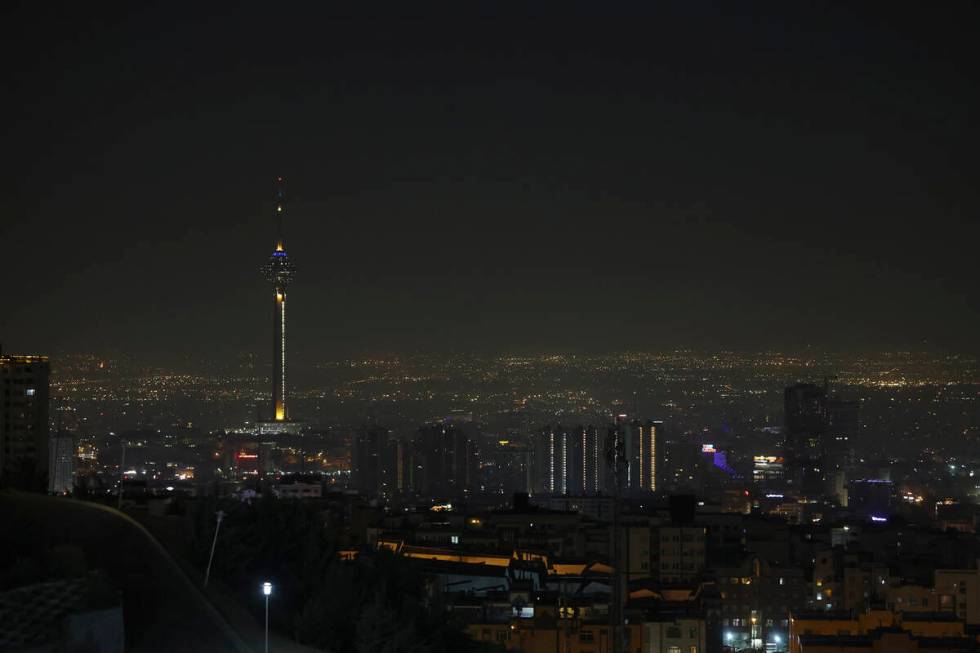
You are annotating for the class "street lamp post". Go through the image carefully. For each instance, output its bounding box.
[117,439,127,510]
[204,510,226,588]
[262,581,272,653]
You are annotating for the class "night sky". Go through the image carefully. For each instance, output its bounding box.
[3,2,978,361]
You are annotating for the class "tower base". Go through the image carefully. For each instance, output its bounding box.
[253,420,305,436]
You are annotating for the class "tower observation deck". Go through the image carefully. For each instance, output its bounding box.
[261,177,295,422]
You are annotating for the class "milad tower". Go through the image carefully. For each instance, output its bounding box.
[261,177,295,424]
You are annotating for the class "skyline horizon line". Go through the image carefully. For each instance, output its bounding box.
[22,344,980,360]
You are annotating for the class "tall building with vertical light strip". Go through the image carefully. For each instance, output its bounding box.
[261,177,296,426]
[532,424,603,496]
[637,419,662,492]
[575,424,602,494]
[609,416,662,494]
[533,425,567,495]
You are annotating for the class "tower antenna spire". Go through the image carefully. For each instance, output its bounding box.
[275,175,286,252]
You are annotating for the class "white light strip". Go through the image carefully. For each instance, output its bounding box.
[650,426,656,491]
[280,293,286,419]
[561,432,567,495]
[640,425,644,487]
[549,431,554,492]
[593,430,598,492]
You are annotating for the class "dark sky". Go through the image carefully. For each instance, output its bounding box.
[3,1,978,361]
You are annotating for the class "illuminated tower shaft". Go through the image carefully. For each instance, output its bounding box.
[262,178,295,421]
[274,286,286,420]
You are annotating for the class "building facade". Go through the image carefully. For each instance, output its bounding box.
[935,567,980,625]
[352,425,396,497]
[784,383,858,499]
[1,353,50,489]
[47,431,75,495]
[405,424,479,498]
[658,525,707,584]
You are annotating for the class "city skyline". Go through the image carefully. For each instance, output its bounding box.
[4,339,976,652]
[2,4,978,653]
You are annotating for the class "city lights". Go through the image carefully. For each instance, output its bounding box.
[4,4,978,652]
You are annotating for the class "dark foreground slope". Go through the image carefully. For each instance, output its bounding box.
[0,491,250,653]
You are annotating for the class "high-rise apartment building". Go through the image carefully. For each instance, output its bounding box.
[532,425,569,495]
[483,437,531,495]
[608,416,662,494]
[824,397,859,473]
[1,353,50,489]
[531,419,661,496]
[784,383,859,498]
[48,431,75,495]
[531,424,604,496]
[351,425,396,497]
[405,424,479,498]
[636,419,662,493]
[571,424,603,495]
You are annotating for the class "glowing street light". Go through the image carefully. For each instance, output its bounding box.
[262,582,273,653]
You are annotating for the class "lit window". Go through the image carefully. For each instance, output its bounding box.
[26,388,35,396]
[450,535,459,544]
